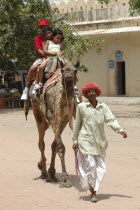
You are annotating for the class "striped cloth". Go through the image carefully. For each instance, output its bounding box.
[47,41,61,60]
[43,67,62,94]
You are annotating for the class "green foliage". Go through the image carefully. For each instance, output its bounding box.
[97,0,140,14]
[97,0,111,4]
[0,0,51,71]
[52,20,104,71]
[129,0,140,14]
[97,0,117,4]
[0,0,104,73]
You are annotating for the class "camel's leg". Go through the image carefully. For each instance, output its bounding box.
[47,133,70,185]
[46,139,58,182]
[46,110,58,182]
[57,121,72,188]
[37,125,48,179]
[46,109,72,187]
[57,135,72,188]
[33,104,49,179]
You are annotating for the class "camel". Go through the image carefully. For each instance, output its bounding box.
[26,59,80,187]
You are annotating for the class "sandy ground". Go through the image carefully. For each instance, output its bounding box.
[0,103,140,210]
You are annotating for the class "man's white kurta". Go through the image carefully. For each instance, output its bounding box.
[73,101,123,156]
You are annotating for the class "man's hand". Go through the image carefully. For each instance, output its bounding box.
[72,143,78,152]
[120,131,127,138]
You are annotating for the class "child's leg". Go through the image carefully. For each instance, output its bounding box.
[26,58,45,88]
[21,64,38,100]
[38,60,48,84]
[21,58,46,99]
[46,57,57,79]
[26,65,38,88]
[34,68,39,85]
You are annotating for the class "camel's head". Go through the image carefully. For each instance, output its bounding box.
[60,61,80,84]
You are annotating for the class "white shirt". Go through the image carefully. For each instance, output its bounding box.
[72,100,124,156]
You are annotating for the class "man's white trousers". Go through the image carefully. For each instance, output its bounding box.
[78,150,106,191]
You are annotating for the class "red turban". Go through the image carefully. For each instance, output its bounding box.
[82,82,101,98]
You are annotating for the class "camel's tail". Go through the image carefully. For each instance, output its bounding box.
[24,99,30,121]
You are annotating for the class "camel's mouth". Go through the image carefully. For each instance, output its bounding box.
[64,74,74,80]
[64,76,74,81]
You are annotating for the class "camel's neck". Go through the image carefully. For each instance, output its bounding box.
[62,82,74,97]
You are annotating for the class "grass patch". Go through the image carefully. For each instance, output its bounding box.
[128,103,140,107]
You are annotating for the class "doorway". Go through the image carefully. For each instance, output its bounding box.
[115,61,126,95]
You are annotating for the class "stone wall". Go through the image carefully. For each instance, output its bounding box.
[68,6,131,23]
[50,0,136,22]
[51,0,129,12]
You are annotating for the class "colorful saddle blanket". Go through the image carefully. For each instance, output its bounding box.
[43,67,62,94]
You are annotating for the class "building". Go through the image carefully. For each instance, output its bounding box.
[51,0,140,96]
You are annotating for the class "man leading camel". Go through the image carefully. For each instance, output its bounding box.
[72,82,127,202]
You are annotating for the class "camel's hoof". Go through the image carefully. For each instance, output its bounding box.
[60,173,72,188]
[39,173,48,179]
[52,177,58,182]
[66,183,72,188]
[59,183,65,188]
[46,168,58,182]
[59,182,72,188]
[46,176,58,183]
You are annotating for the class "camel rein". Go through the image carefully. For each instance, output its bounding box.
[63,77,75,129]
[75,150,80,181]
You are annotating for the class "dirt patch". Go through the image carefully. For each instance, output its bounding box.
[0,104,140,210]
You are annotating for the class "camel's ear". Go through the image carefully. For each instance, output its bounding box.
[59,60,65,68]
[75,61,80,69]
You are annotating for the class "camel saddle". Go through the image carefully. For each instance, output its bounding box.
[43,67,62,95]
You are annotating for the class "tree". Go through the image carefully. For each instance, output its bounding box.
[129,0,140,14]
[0,0,103,73]
[0,0,50,71]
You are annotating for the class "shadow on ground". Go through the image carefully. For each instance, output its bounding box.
[33,173,132,201]
[79,193,132,202]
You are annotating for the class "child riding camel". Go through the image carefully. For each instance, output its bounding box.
[21,20,53,100]
[33,29,64,90]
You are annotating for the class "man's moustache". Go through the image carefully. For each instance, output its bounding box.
[89,94,96,96]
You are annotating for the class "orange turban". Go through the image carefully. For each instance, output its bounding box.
[82,82,101,98]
